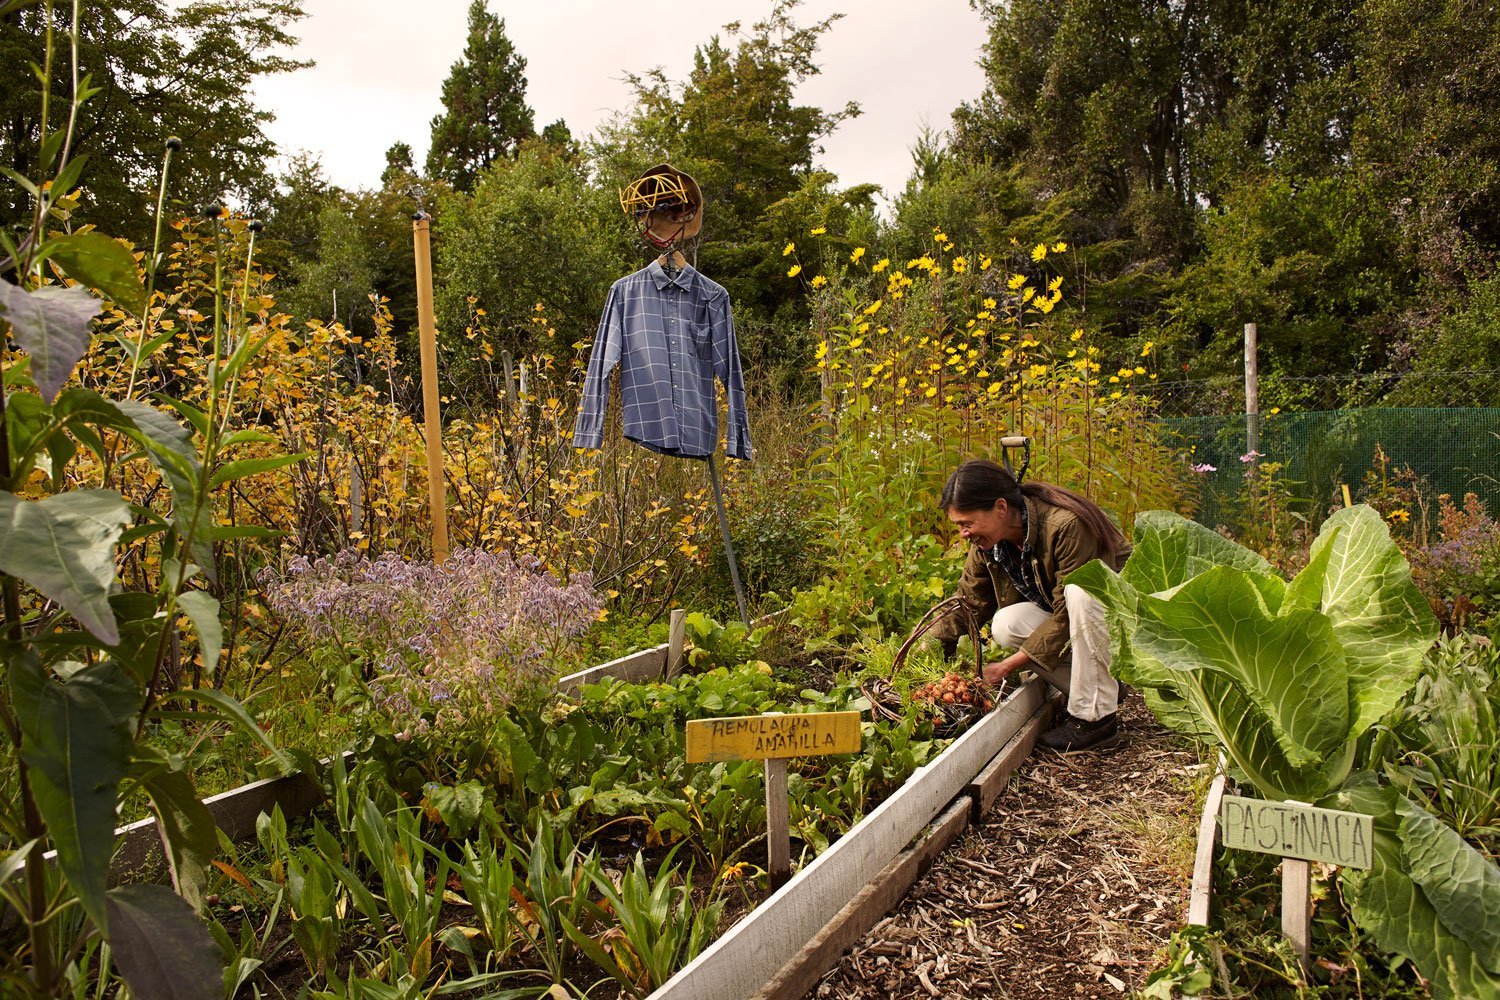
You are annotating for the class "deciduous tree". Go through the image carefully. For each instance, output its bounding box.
[0,0,306,240]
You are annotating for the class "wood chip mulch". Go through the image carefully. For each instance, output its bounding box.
[810,694,1203,999]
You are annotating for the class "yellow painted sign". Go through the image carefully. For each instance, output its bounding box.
[685,711,862,763]
[1220,795,1373,869]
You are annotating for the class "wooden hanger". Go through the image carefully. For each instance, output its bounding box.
[657,249,687,272]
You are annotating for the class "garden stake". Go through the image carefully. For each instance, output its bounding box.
[1282,857,1311,976]
[412,212,449,562]
[667,608,687,679]
[707,454,750,627]
[766,754,790,890]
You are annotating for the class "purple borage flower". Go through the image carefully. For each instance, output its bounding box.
[261,548,603,729]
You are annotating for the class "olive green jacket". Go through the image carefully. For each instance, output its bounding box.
[929,497,1131,673]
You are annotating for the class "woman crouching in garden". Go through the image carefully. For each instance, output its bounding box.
[931,459,1131,753]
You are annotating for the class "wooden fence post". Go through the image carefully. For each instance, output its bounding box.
[667,609,686,679]
[1245,321,1260,460]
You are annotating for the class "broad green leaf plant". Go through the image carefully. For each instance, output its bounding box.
[0,3,299,996]
[1072,506,1500,997]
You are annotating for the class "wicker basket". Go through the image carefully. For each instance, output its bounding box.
[862,597,997,737]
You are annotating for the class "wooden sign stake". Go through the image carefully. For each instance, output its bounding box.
[1220,793,1373,980]
[765,756,791,889]
[1282,857,1312,975]
[412,213,449,563]
[667,609,687,679]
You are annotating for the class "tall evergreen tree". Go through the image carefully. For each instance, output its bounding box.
[425,1,535,192]
[381,141,415,187]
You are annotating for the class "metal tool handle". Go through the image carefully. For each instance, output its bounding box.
[999,435,1031,482]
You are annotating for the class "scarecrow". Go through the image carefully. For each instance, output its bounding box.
[573,164,753,624]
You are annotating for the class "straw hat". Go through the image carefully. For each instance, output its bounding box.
[620,163,703,249]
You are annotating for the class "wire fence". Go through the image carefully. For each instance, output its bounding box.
[1136,371,1500,530]
[1139,369,1500,417]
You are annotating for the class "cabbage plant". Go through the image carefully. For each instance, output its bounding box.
[1072,506,1434,800]
[1072,506,1500,998]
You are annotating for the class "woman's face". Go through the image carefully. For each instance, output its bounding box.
[947,501,1012,549]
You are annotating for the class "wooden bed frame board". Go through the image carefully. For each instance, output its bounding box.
[644,679,1047,999]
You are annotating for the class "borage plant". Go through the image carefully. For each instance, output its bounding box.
[261,547,603,733]
[1073,506,1500,998]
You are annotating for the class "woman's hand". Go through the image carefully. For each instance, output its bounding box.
[983,649,1031,685]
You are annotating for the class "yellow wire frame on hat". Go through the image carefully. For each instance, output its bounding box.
[619,171,694,215]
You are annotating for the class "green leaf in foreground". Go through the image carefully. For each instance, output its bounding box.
[1286,505,1438,731]
[111,397,216,581]
[1343,835,1500,1000]
[1121,510,1273,596]
[1137,567,1351,764]
[10,656,140,932]
[0,489,131,644]
[175,590,223,677]
[1330,782,1500,1000]
[46,231,147,313]
[0,280,103,401]
[1395,795,1500,969]
[128,745,217,912]
[1074,505,1437,802]
[105,883,223,999]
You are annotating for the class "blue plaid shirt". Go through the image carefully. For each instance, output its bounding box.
[573,261,752,460]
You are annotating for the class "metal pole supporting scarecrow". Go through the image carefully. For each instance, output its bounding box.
[707,455,750,628]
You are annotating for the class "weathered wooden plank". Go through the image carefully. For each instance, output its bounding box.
[556,646,668,693]
[646,678,1046,1000]
[556,609,787,695]
[1187,764,1229,926]
[752,797,971,1000]
[104,752,354,879]
[966,697,1057,821]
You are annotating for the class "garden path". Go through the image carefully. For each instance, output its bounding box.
[807,695,1201,999]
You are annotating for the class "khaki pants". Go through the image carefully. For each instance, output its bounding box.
[992,584,1117,722]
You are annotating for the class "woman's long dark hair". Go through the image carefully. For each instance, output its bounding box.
[939,459,1126,556]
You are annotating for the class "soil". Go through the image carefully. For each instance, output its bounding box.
[773,646,859,693]
[808,694,1203,1000]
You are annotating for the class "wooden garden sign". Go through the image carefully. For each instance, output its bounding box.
[686,711,862,889]
[1219,795,1373,972]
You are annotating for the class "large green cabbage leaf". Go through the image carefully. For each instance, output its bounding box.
[1332,781,1500,999]
[1070,505,1436,801]
[1285,505,1438,732]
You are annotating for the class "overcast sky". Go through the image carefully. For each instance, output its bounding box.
[250,1,989,211]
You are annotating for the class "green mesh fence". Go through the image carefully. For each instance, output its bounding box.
[1158,408,1500,530]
